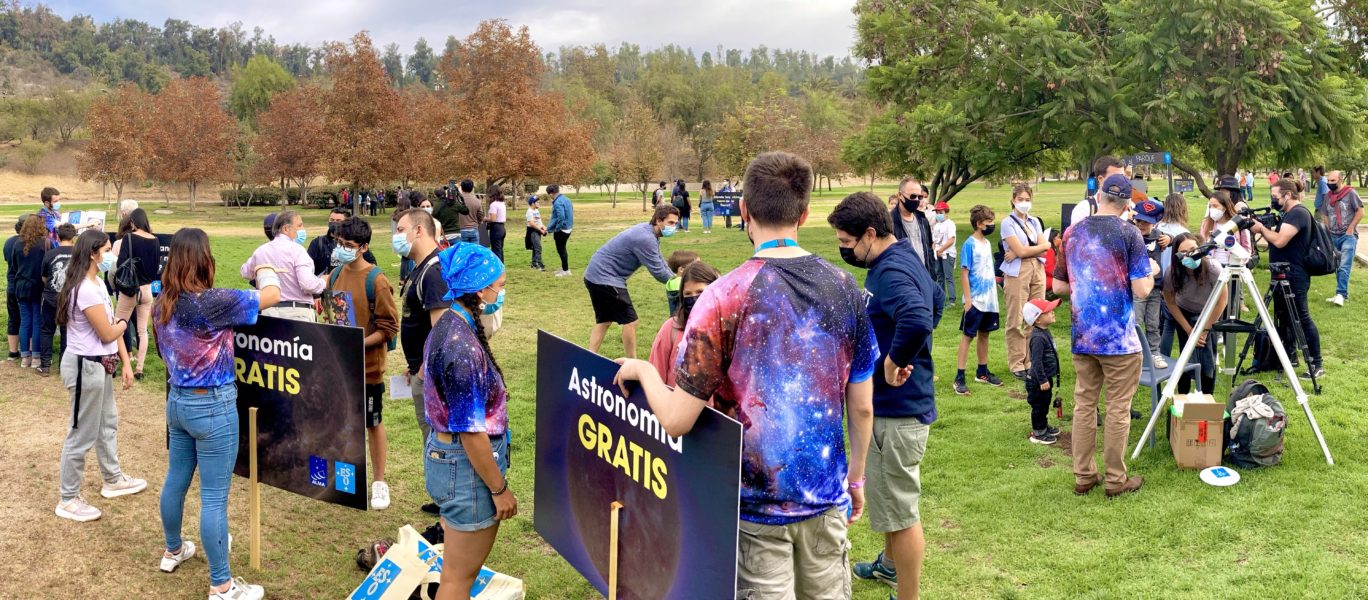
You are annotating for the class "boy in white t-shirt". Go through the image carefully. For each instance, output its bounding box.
[931,201,957,304]
[524,196,547,271]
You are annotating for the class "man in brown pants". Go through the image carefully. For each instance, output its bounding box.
[1053,174,1157,498]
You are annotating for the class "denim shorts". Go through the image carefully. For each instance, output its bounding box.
[425,431,510,532]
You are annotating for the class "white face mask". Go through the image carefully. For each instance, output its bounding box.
[1015,201,1032,214]
[1208,207,1225,221]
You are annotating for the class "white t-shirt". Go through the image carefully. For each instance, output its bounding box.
[525,207,543,228]
[67,277,116,356]
[488,200,506,224]
[1069,199,1094,231]
[1000,212,1045,277]
[932,219,957,259]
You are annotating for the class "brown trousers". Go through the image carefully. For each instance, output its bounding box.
[1071,352,1141,488]
[1004,257,1047,373]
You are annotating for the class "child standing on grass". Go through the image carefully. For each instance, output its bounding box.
[525,196,547,271]
[37,223,77,376]
[932,201,958,305]
[664,250,700,315]
[649,259,719,387]
[954,205,1004,395]
[1024,298,1062,444]
[324,218,400,511]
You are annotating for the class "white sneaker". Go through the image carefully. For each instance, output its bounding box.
[160,540,197,572]
[101,474,148,498]
[555,270,572,277]
[1328,294,1345,306]
[208,577,264,600]
[1152,354,1169,369]
[20,356,30,368]
[371,480,391,511]
[55,496,102,522]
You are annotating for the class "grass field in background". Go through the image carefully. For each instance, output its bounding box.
[2,180,1367,598]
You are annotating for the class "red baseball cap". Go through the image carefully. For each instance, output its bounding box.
[1022,298,1061,326]
[934,201,950,212]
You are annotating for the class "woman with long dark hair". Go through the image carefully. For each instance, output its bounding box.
[12,215,50,366]
[648,259,719,385]
[112,208,158,378]
[486,186,508,263]
[153,228,281,600]
[699,180,715,234]
[422,243,514,600]
[54,229,143,523]
[1164,233,1225,394]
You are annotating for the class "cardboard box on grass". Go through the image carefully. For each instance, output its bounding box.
[1170,394,1225,470]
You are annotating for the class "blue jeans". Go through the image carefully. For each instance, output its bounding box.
[701,206,714,230]
[1333,233,1357,298]
[679,216,689,231]
[460,228,479,244]
[425,431,509,532]
[937,256,958,302]
[17,300,40,357]
[160,383,240,587]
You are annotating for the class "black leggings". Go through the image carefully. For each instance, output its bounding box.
[1273,268,1322,367]
[554,231,571,271]
[1174,309,1215,394]
[488,222,506,263]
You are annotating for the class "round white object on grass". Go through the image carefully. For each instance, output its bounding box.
[1199,466,1241,487]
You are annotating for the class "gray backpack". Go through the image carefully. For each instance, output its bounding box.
[1224,380,1286,468]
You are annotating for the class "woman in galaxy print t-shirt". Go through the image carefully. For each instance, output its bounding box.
[152,228,281,600]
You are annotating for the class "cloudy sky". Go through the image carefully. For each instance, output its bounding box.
[47,0,861,59]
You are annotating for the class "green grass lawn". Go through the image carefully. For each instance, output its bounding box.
[3,181,1367,598]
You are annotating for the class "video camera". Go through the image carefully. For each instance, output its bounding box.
[1233,205,1280,231]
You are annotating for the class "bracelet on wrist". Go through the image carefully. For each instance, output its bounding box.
[848,478,866,490]
[490,478,509,496]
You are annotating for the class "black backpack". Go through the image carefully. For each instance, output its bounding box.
[1298,206,1341,276]
[113,235,144,297]
[1224,379,1287,468]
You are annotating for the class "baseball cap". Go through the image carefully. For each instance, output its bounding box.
[262,213,277,241]
[934,201,950,212]
[1022,298,1061,326]
[1215,175,1241,192]
[1100,173,1132,199]
[1133,198,1165,224]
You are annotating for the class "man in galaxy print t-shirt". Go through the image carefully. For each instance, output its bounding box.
[1053,173,1157,499]
[615,152,877,599]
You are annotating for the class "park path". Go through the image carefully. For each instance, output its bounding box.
[1357,224,1368,266]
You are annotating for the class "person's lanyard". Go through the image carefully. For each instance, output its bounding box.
[754,238,799,255]
[451,303,476,327]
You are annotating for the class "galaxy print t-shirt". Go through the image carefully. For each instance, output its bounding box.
[153,289,260,388]
[1054,216,1152,355]
[674,254,879,525]
[423,310,509,436]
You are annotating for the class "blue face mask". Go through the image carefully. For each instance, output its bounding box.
[98,251,115,273]
[391,233,412,257]
[332,245,357,265]
[483,289,505,315]
[51,202,62,212]
[1181,255,1201,270]
[661,225,677,237]
[295,228,308,245]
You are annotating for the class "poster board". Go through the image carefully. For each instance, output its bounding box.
[713,191,741,217]
[232,316,369,510]
[64,210,106,231]
[534,331,742,600]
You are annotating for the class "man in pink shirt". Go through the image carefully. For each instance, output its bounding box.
[239,209,325,321]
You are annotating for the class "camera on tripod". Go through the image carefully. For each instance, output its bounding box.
[1233,205,1280,231]
[1186,219,1251,266]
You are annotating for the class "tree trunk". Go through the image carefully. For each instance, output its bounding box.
[188,181,197,211]
[611,181,618,208]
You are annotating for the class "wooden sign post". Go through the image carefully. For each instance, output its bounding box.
[249,407,261,570]
[608,501,623,600]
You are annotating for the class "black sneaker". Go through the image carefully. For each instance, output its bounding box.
[1030,430,1058,445]
[1012,370,1028,381]
[1130,410,1142,420]
[1300,366,1325,380]
[1045,425,1060,436]
[420,502,440,515]
[953,377,970,396]
[975,372,1004,387]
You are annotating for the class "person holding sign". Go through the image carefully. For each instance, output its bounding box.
[583,205,680,359]
[615,152,877,600]
[153,228,282,600]
[422,243,515,600]
[829,192,941,600]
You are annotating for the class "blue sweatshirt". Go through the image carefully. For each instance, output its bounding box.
[548,194,574,232]
[583,223,673,288]
[865,239,943,423]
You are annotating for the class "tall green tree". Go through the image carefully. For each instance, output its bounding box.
[229,54,295,124]
[407,38,437,87]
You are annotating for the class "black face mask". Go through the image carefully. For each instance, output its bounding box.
[982,224,996,236]
[1272,195,1285,212]
[1329,183,1341,193]
[679,294,699,323]
[327,221,340,236]
[839,236,872,269]
[901,197,922,213]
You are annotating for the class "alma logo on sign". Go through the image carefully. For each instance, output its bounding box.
[336,461,357,494]
[309,455,327,487]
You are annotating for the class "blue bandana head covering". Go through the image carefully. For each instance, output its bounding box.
[439,242,505,300]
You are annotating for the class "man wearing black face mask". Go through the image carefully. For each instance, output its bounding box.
[308,208,377,276]
[829,191,941,600]
[889,178,940,282]
[1249,179,1324,378]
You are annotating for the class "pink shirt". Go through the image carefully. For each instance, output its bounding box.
[647,317,683,387]
[239,235,325,302]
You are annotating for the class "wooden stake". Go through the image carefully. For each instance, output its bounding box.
[608,501,623,600]
[249,407,261,570]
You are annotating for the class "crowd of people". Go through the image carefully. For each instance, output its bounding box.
[3,146,1361,600]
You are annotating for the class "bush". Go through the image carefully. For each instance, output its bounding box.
[220,188,282,206]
